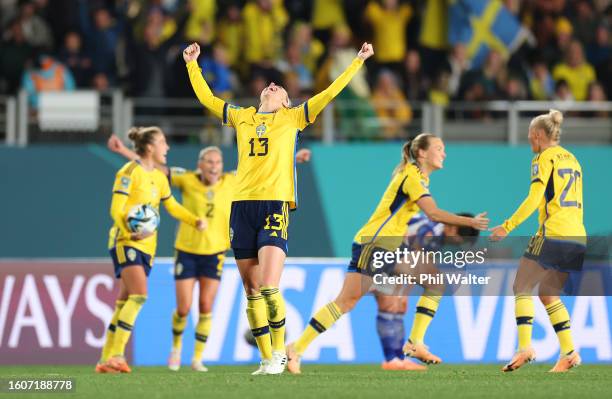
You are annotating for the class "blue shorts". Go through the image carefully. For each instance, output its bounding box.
[230,200,290,259]
[109,246,152,279]
[347,242,405,276]
[523,236,586,272]
[174,250,225,280]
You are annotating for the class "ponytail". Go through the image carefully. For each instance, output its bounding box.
[530,109,563,142]
[394,133,436,175]
[127,126,163,156]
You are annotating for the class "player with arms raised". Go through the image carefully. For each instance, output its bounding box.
[183,41,373,374]
[491,110,585,373]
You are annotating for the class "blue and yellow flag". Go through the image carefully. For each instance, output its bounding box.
[449,0,530,67]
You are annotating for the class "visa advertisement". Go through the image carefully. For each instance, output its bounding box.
[1,259,610,365]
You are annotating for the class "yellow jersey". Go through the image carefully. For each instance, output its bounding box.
[504,146,586,239]
[171,168,236,255]
[365,2,412,63]
[552,63,596,101]
[187,57,365,210]
[108,161,172,257]
[354,163,430,245]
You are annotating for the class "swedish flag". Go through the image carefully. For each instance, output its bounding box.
[449,0,531,67]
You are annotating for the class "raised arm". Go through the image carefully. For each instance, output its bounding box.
[183,43,225,119]
[107,134,169,176]
[307,42,374,120]
[417,196,489,231]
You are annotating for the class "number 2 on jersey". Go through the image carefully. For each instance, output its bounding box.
[249,138,268,156]
[558,168,581,208]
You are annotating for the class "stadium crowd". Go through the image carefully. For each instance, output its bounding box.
[0,0,610,138]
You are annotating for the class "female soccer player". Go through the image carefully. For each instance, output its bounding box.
[107,136,311,372]
[490,109,585,373]
[96,127,204,374]
[183,41,373,374]
[286,133,489,374]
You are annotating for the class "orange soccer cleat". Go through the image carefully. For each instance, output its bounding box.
[105,356,132,373]
[549,351,581,373]
[403,340,442,364]
[502,348,536,372]
[95,362,120,374]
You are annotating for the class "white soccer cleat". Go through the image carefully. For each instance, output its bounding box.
[266,351,287,375]
[191,360,209,372]
[251,359,272,375]
[168,349,181,371]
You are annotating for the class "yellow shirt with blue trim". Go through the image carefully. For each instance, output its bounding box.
[503,146,586,239]
[354,163,430,245]
[171,169,236,255]
[108,161,172,257]
[186,56,364,210]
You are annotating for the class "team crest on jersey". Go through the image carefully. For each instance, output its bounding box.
[532,164,539,177]
[207,190,214,201]
[175,262,183,276]
[229,227,234,242]
[120,176,131,190]
[127,248,137,262]
[256,124,267,137]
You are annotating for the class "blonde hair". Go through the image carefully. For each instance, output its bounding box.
[530,109,563,142]
[127,126,163,156]
[198,146,222,160]
[394,133,436,175]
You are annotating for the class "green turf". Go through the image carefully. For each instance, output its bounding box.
[1,364,611,399]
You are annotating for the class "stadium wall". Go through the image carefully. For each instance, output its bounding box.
[0,144,610,258]
[1,259,610,365]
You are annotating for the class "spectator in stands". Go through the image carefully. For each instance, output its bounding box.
[552,17,574,65]
[126,7,189,97]
[311,0,346,45]
[315,25,377,139]
[0,18,33,94]
[78,0,124,83]
[200,44,233,99]
[429,69,450,106]
[461,50,507,100]
[21,53,75,108]
[184,0,216,45]
[289,22,325,77]
[364,0,412,77]
[552,40,596,101]
[586,81,608,117]
[371,69,412,139]
[16,0,53,49]
[57,31,92,88]
[242,0,289,78]
[418,0,449,80]
[217,4,243,70]
[403,49,427,101]
[92,72,110,92]
[571,0,599,45]
[447,44,470,99]
[553,79,574,104]
[504,76,528,101]
[586,24,610,70]
[528,60,555,100]
[277,41,313,93]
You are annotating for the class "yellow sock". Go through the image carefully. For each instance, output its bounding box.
[246,294,273,360]
[171,310,187,352]
[409,295,441,344]
[294,302,342,355]
[192,313,212,362]
[515,295,534,350]
[111,294,147,357]
[546,299,574,355]
[100,299,126,362]
[261,286,286,352]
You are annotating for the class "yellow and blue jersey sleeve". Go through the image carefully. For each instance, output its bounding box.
[170,167,188,189]
[222,103,248,128]
[186,60,225,119]
[402,167,431,200]
[531,152,554,185]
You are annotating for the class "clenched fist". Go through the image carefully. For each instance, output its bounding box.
[357,42,374,61]
[183,43,201,63]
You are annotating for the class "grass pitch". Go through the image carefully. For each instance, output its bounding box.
[1,364,611,399]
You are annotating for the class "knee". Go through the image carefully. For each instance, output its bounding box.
[538,294,558,306]
[176,306,190,318]
[199,298,214,314]
[243,283,261,297]
[335,296,359,313]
